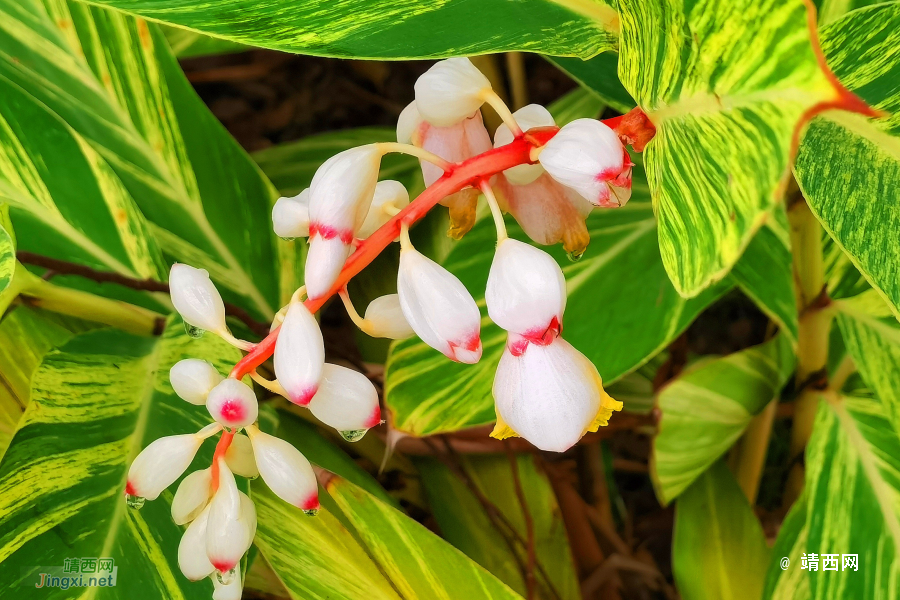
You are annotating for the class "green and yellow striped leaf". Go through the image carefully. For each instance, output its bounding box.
[415,454,580,599]
[672,461,771,600]
[0,205,13,297]
[0,318,241,598]
[761,494,811,600]
[617,0,842,297]
[796,3,900,322]
[161,24,247,58]
[74,0,617,59]
[0,0,284,317]
[652,335,795,505]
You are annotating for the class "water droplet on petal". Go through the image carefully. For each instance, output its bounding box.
[566,249,584,263]
[303,508,320,517]
[125,494,146,510]
[216,567,236,585]
[184,323,205,338]
[339,429,367,442]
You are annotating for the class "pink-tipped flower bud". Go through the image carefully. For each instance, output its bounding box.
[178,505,215,581]
[398,247,482,364]
[212,570,243,600]
[538,118,632,207]
[126,433,205,501]
[224,433,259,479]
[246,425,319,511]
[494,104,555,185]
[206,459,253,575]
[170,359,223,405]
[414,58,491,126]
[206,379,258,429]
[169,264,227,334]
[357,180,409,239]
[363,294,415,339]
[172,468,212,525]
[308,364,381,440]
[272,189,310,239]
[274,302,324,406]
[486,239,566,343]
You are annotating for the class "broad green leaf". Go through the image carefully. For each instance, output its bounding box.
[161,24,247,58]
[0,318,241,598]
[796,3,900,322]
[385,162,731,437]
[78,0,617,59]
[0,0,283,317]
[548,53,637,115]
[816,0,882,25]
[617,0,841,297]
[546,87,606,126]
[652,335,795,504]
[761,494,811,600]
[673,461,771,600]
[253,475,523,600]
[0,205,13,296]
[415,454,579,599]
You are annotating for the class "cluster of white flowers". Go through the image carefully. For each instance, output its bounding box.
[128,56,631,600]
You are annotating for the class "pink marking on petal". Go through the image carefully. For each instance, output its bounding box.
[212,560,237,573]
[125,481,137,496]
[364,404,382,429]
[447,332,482,363]
[218,399,246,424]
[508,336,529,357]
[309,222,354,244]
[522,315,561,346]
[290,385,319,407]
[300,493,320,511]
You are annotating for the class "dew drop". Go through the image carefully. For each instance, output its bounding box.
[184,323,204,339]
[339,429,367,443]
[303,508,320,517]
[566,249,584,263]
[216,567,236,586]
[125,494,146,510]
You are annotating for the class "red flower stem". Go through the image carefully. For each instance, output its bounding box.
[210,429,235,493]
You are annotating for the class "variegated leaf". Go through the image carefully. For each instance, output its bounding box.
[762,493,811,600]
[0,205,13,297]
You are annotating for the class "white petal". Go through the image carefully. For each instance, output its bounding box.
[178,505,215,581]
[494,104,555,185]
[493,336,603,452]
[170,359,223,405]
[486,238,566,339]
[274,302,325,406]
[127,434,203,500]
[273,189,310,239]
[414,58,491,127]
[363,294,415,339]
[309,145,381,237]
[538,118,627,206]
[211,571,243,600]
[225,433,258,478]
[397,101,422,145]
[308,364,381,433]
[304,235,351,300]
[169,264,227,333]
[357,180,410,239]
[246,426,319,510]
[397,247,482,363]
[206,379,259,429]
[172,468,212,525]
[239,491,257,540]
[418,111,492,187]
[206,459,252,573]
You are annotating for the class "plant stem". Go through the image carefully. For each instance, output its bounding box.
[732,399,778,504]
[505,52,528,110]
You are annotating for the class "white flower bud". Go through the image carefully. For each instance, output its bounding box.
[169,264,227,334]
[206,459,253,574]
[225,433,258,479]
[170,359,223,405]
[363,294,414,339]
[274,302,324,406]
[396,101,421,145]
[172,468,212,525]
[304,235,352,300]
[494,104,555,185]
[126,433,204,501]
[538,118,632,207]
[397,247,482,364]
[357,180,409,239]
[414,58,491,127]
[212,570,243,600]
[178,505,215,581]
[308,364,381,434]
[486,239,566,341]
[206,379,259,429]
[272,189,310,239]
[246,426,319,511]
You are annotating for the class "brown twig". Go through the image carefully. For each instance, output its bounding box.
[504,441,536,600]
[16,251,270,337]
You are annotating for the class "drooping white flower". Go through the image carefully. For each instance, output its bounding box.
[206,379,259,429]
[414,57,491,127]
[308,364,381,437]
[273,302,324,406]
[397,247,482,364]
[492,335,622,452]
[246,425,319,511]
[169,264,227,334]
[170,359,223,405]
[357,180,409,239]
[304,235,351,301]
[272,189,310,239]
[126,433,205,501]
[486,238,566,342]
[494,104,555,185]
[172,468,213,525]
[178,505,215,581]
[224,433,259,479]
[538,118,632,207]
[206,459,253,575]
[363,294,415,339]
